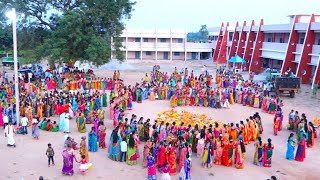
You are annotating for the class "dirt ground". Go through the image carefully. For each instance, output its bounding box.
[0,60,319,180]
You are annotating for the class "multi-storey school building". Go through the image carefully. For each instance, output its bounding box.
[111,29,212,61]
[208,14,320,86]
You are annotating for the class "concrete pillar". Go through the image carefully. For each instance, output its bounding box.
[156,27,158,60]
[140,29,143,61]
[125,29,128,61]
[184,27,187,61]
[170,28,173,61]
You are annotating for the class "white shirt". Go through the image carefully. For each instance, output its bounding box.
[120,141,127,152]
[21,117,28,126]
[3,115,9,123]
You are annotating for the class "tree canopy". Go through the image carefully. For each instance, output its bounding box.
[187,25,209,43]
[0,0,136,66]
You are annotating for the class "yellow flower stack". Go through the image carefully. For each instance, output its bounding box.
[156,109,220,128]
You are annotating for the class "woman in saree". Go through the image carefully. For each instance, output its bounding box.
[307,122,315,148]
[149,87,155,101]
[286,133,295,160]
[263,138,274,167]
[229,90,235,104]
[79,136,89,162]
[98,122,106,149]
[196,131,205,158]
[179,153,191,180]
[88,127,98,152]
[202,141,212,168]
[235,140,245,169]
[157,143,167,169]
[102,91,108,107]
[222,139,234,167]
[295,134,307,162]
[62,144,79,176]
[170,94,178,108]
[97,108,105,122]
[76,113,86,133]
[142,140,152,167]
[253,92,260,108]
[167,143,177,175]
[273,115,281,136]
[253,137,264,166]
[179,143,188,171]
[127,134,138,165]
[109,127,122,161]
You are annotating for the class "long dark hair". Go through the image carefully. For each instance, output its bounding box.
[128,135,135,148]
[267,138,272,148]
[288,133,294,143]
[240,140,246,153]
[112,129,118,143]
[258,137,262,146]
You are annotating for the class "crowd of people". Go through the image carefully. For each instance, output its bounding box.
[285,110,317,162]
[0,63,317,180]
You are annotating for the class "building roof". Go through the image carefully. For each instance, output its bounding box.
[287,14,320,17]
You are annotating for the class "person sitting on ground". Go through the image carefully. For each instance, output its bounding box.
[46,119,53,131]
[40,118,48,130]
[16,123,24,134]
[51,121,59,132]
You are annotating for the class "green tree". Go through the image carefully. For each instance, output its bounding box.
[1,0,135,65]
[187,24,209,43]
[199,24,209,40]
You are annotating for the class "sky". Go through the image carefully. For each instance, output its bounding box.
[125,0,320,32]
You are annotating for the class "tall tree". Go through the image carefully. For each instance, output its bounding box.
[1,0,135,65]
[199,24,209,40]
[187,24,209,42]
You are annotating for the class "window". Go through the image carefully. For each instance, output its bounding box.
[229,32,233,41]
[135,38,141,42]
[178,38,183,43]
[174,52,180,56]
[279,38,283,43]
[267,38,272,42]
[300,38,305,44]
[135,51,140,59]
[160,38,166,42]
[146,51,152,56]
[143,38,148,42]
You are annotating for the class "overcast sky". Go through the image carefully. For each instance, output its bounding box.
[125,0,320,32]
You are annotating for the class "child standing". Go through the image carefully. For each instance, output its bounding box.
[120,138,127,162]
[46,143,55,167]
[79,155,89,174]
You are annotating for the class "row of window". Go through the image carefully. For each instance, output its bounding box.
[265,37,320,45]
[134,38,183,43]
[144,52,181,56]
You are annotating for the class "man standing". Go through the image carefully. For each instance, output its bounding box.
[63,111,70,133]
[21,115,29,135]
[4,121,16,147]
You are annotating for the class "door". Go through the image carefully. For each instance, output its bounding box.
[135,51,140,59]
[192,52,197,60]
[163,52,169,60]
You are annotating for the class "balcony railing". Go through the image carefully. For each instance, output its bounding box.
[261,42,287,52]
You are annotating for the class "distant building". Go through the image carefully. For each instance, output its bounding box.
[209,14,320,86]
[111,29,212,61]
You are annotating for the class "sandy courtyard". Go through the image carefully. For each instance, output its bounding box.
[0,60,319,180]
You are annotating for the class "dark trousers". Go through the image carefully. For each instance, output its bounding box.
[22,126,28,134]
[48,156,54,165]
[120,151,127,162]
